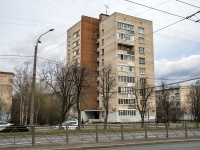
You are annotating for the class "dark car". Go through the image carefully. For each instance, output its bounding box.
[0,125,29,133]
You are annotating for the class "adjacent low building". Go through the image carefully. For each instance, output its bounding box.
[0,71,14,121]
[155,86,191,122]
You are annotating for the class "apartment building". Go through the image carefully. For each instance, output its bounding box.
[0,71,14,121]
[155,86,191,121]
[67,12,155,122]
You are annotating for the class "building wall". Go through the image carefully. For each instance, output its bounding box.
[67,16,99,111]
[67,12,155,122]
[98,12,155,122]
[0,72,14,121]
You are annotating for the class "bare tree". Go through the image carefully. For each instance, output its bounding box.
[73,66,88,130]
[134,78,154,128]
[99,64,116,129]
[186,80,200,123]
[40,62,77,127]
[13,62,32,125]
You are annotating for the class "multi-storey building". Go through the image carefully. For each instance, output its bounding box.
[67,12,155,122]
[155,86,191,121]
[0,71,14,121]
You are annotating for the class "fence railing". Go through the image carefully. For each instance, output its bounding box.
[0,123,199,146]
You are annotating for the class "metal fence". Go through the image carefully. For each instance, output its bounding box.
[0,123,199,146]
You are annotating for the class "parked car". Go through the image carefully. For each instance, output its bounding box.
[54,120,78,130]
[0,121,13,131]
[0,125,29,133]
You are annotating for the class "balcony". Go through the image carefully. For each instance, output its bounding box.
[96,48,99,52]
[97,97,99,101]
[96,39,99,43]
[97,57,99,62]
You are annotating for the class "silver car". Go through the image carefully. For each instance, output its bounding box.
[54,120,78,130]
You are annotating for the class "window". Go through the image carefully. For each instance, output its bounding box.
[138,27,144,34]
[171,96,174,101]
[118,87,134,94]
[118,76,135,83]
[140,78,146,84]
[118,99,135,104]
[76,49,79,55]
[73,33,77,39]
[139,47,144,54]
[102,59,104,66]
[118,65,133,72]
[117,33,133,41]
[73,51,76,56]
[102,49,104,56]
[140,68,145,74]
[118,110,136,116]
[117,22,134,31]
[118,54,134,61]
[175,93,180,100]
[102,29,104,36]
[102,39,104,46]
[140,100,145,106]
[139,57,145,64]
[139,37,144,43]
[73,42,76,48]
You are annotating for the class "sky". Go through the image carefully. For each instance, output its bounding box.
[0,0,200,86]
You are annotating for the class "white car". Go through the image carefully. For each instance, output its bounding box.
[0,121,13,130]
[54,120,78,130]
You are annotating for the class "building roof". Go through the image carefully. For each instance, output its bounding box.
[0,71,14,76]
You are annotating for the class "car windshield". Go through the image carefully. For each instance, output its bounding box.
[62,121,77,126]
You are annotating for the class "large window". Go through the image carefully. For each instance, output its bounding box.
[138,27,144,34]
[117,33,133,41]
[140,68,145,74]
[139,37,144,43]
[118,65,133,72]
[139,57,145,64]
[118,54,134,61]
[118,110,136,116]
[118,87,134,94]
[117,22,134,31]
[139,47,145,54]
[118,99,135,104]
[118,76,135,83]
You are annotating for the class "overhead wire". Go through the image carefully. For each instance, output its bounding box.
[124,0,199,23]
[175,0,200,9]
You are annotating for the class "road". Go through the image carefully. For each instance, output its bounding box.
[92,141,200,150]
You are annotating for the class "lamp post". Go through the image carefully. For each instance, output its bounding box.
[29,29,54,125]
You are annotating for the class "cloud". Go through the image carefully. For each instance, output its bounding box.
[155,55,200,79]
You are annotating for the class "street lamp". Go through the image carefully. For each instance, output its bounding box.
[29,29,54,125]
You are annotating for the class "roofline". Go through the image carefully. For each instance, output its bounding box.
[0,71,14,76]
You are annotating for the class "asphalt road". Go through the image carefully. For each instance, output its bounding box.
[91,141,200,150]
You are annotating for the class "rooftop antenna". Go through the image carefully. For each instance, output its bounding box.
[104,4,109,15]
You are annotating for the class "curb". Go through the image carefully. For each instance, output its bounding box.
[53,138,200,150]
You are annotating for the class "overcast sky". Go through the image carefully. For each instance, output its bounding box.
[0,0,200,85]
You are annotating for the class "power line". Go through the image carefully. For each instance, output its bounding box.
[0,21,68,27]
[0,15,69,26]
[175,0,200,9]
[124,0,199,23]
[135,0,172,16]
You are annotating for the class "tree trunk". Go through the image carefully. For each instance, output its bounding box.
[104,109,108,129]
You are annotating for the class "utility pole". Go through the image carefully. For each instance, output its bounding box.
[29,29,54,125]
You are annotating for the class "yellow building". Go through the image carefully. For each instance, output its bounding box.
[0,71,14,121]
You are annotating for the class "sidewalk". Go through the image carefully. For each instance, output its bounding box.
[1,137,200,150]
